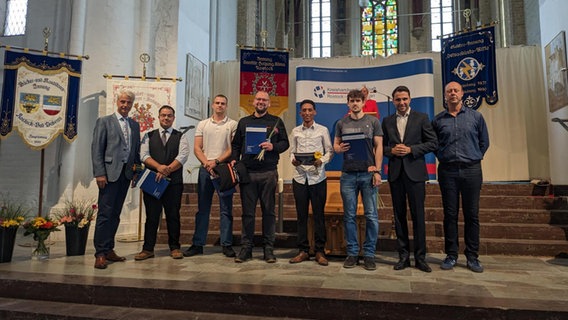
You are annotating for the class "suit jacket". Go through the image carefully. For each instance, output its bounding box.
[382,110,437,182]
[91,114,141,182]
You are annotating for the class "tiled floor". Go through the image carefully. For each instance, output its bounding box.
[1,239,567,318]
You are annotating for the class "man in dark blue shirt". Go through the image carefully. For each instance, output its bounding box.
[432,81,489,273]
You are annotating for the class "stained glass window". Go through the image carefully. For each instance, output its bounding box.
[361,0,398,57]
[3,0,27,36]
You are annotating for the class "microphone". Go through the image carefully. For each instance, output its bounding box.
[371,90,393,117]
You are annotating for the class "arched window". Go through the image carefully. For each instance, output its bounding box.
[361,0,398,57]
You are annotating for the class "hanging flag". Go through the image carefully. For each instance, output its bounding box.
[0,50,82,149]
[441,26,498,109]
[296,58,437,179]
[105,79,176,135]
[240,49,289,116]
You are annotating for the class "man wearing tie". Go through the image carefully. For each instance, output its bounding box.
[382,86,437,273]
[134,105,189,261]
[91,90,141,269]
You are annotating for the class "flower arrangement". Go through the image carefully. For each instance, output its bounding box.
[256,118,281,161]
[56,199,98,229]
[23,216,60,258]
[0,194,30,229]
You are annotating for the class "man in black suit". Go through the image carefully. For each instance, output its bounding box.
[91,90,141,269]
[382,86,437,272]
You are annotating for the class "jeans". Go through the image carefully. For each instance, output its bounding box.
[292,179,327,253]
[340,171,379,257]
[192,167,234,247]
[239,170,278,249]
[438,162,482,260]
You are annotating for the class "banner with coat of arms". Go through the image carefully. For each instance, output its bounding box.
[441,26,498,109]
[239,49,289,116]
[105,79,176,135]
[0,50,82,149]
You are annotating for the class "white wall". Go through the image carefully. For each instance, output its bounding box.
[540,0,568,185]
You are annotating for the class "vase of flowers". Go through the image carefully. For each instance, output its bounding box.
[56,199,97,256]
[23,216,60,260]
[0,195,30,263]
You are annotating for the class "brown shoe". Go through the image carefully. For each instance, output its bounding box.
[170,249,184,259]
[94,255,107,269]
[106,250,126,262]
[315,252,329,266]
[289,251,310,264]
[134,250,155,261]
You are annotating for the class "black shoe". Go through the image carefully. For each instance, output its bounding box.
[264,248,277,263]
[393,258,410,270]
[467,258,484,273]
[222,246,236,258]
[363,256,377,271]
[235,247,252,263]
[343,255,358,268]
[415,259,432,273]
[182,245,203,257]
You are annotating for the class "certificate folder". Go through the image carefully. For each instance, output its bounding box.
[294,152,316,165]
[245,125,267,154]
[342,133,367,161]
[135,168,170,199]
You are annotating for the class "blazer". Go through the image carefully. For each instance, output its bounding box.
[91,114,141,182]
[382,110,437,182]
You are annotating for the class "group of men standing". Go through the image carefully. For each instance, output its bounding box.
[91,81,489,274]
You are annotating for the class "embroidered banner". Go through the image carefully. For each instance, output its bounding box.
[105,79,176,135]
[240,49,289,116]
[296,58,436,179]
[441,26,498,109]
[0,50,82,149]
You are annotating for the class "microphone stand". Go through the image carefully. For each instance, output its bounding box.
[372,90,393,117]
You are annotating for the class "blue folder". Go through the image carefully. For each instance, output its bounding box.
[135,168,170,199]
[245,125,267,154]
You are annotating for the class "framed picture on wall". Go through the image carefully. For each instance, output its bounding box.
[545,31,568,113]
[184,53,209,120]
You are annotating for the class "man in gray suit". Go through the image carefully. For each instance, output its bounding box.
[382,85,437,273]
[91,90,141,269]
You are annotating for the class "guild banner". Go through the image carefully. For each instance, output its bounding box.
[296,58,436,179]
[441,26,498,109]
[0,50,82,149]
[105,79,176,135]
[239,49,289,116]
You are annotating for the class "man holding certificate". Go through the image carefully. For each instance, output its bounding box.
[231,91,289,263]
[288,99,333,266]
[333,89,383,271]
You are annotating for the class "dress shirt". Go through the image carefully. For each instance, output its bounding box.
[396,107,410,142]
[432,106,490,164]
[141,127,190,165]
[289,121,333,185]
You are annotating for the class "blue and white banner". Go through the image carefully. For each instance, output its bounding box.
[0,50,82,149]
[296,58,436,178]
[441,26,498,109]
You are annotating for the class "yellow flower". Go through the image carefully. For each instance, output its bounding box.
[314,151,323,160]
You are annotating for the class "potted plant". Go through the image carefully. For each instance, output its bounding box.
[23,216,60,260]
[55,199,97,256]
[0,195,30,263]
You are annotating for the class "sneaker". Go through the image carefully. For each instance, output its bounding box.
[182,245,203,257]
[363,256,377,271]
[440,256,457,270]
[343,255,358,268]
[235,247,252,263]
[222,246,236,258]
[264,248,277,263]
[467,258,484,273]
[134,250,154,261]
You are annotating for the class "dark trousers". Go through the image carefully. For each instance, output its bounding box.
[292,179,327,253]
[389,170,427,261]
[438,162,482,261]
[239,170,277,249]
[142,183,183,251]
[94,167,130,257]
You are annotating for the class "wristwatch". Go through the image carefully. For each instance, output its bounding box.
[215,159,220,165]
[372,170,381,174]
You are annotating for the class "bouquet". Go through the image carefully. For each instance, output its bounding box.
[56,199,98,229]
[23,216,60,257]
[256,118,281,161]
[0,194,30,229]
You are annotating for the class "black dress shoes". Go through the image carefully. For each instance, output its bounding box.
[393,258,410,270]
[415,259,432,273]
